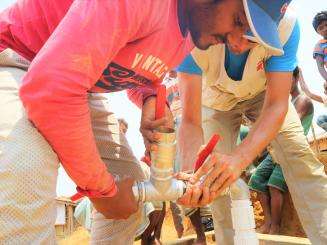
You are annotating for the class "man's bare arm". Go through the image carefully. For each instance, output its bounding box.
[234,72,292,165]
[193,72,293,197]
[178,72,204,172]
[298,68,324,103]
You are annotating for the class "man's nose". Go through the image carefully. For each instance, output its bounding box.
[227,35,248,51]
[227,27,249,47]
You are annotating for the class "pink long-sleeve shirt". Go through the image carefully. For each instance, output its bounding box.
[0,0,193,198]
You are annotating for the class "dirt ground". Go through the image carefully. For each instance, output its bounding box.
[251,191,306,237]
[60,192,305,245]
[59,203,216,245]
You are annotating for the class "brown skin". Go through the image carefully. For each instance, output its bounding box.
[139,0,250,215]
[143,0,251,156]
[91,0,250,220]
[186,0,250,50]
[140,96,174,156]
[317,20,327,40]
[194,72,293,203]
[257,187,284,235]
[299,68,327,103]
[177,35,294,206]
[290,71,314,119]
[315,20,327,81]
[268,186,284,235]
[141,203,166,245]
[90,177,138,219]
[189,209,207,245]
[176,39,256,206]
[258,72,313,235]
[257,193,271,234]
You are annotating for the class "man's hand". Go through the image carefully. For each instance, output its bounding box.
[176,172,212,208]
[90,176,138,220]
[193,152,245,199]
[140,96,174,154]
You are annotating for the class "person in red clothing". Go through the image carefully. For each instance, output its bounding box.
[0,0,285,243]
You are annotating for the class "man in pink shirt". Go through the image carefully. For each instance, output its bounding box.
[0,0,285,243]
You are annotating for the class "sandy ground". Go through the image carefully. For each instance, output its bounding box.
[251,191,306,237]
[59,192,305,244]
[59,203,215,245]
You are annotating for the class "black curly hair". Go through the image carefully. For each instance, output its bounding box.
[313,11,327,32]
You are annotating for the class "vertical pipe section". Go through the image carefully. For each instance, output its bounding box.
[230,179,259,245]
[133,126,186,202]
[150,126,176,193]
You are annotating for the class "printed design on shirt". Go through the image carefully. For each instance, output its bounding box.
[280,3,288,14]
[131,53,169,79]
[256,60,264,71]
[95,53,169,91]
[95,62,152,91]
[313,41,327,66]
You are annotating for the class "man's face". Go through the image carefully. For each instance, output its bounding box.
[317,20,327,39]
[188,0,251,52]
[227,38,258,54]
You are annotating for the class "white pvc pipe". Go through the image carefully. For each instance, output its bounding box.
[133,127,186,202]
[132,127,258,245]
[230,179,259,245]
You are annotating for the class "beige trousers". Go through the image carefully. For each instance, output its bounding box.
[0,51,147,244]
[203,92,327,245]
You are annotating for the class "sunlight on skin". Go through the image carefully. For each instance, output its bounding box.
[0,0,325,195]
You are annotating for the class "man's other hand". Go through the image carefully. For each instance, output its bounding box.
[140,96,174,155]
[90,176,138,220]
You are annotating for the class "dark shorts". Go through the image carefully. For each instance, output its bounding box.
[248,154,287,193]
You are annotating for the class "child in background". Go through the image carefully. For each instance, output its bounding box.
[299,67,327,131]
[313,11,327,82]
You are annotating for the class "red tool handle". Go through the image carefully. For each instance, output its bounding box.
[70,192,84,202]
[194,134,220,172]
[155,85,166,120]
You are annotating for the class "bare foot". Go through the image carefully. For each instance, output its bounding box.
[269,225,280,235]
[257,223,271,234]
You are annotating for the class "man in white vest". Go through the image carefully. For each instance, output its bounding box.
[176,1,327,244]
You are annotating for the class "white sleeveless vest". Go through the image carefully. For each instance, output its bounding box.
[191,10,297,111]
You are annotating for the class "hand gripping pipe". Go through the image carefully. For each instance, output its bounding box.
[133,85,258,245]
[132,126,186,202]
[132,85,220,202]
